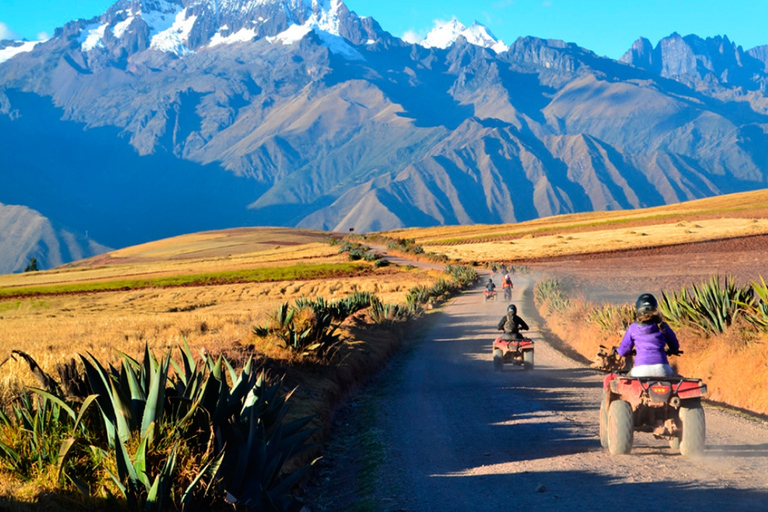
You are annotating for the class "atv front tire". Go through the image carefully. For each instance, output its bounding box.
[493,349,503,372]
[608,400,633,455]
[679,401,705,457]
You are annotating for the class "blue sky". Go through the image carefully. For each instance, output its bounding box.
[1,0,767,59]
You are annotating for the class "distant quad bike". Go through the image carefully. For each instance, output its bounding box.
[502,286,512,302]
[484,290,497,302]
[597,347,708,457]
[493,335,534,371]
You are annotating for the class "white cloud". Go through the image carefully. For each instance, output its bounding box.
[0,21,19,40]
[401,29,422,44]
[37,31,50,41]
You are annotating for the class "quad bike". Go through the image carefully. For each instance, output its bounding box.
[484,290,497,302]
[502,285,512,302]
[493,334,534,370]
[595,346,708,457]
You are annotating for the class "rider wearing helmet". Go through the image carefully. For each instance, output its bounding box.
[502,274,513,289]
[497,304,529,340]
[617,293,680,377]
[486,278,496,293]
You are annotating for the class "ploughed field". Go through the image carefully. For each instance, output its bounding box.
[530,233,768,304]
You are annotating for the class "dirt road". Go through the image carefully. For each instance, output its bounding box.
[308,270,768,511]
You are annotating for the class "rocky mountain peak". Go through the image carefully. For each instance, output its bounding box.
[421,18,508,54]
[620,32,766,89]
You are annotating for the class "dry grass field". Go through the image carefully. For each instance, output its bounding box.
[0,228,440,397]
[385,188,768,262]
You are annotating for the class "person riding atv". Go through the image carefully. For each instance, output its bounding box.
[486,278,496,293]
[617,293,679,377]
[501,274,513,301]
[497,304,529,340]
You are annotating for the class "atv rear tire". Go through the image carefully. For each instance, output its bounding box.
[493,349,503,372]
[523,350,534,370]
[599,398,609,449]
[679,402,705,457]
[608,400,633,455]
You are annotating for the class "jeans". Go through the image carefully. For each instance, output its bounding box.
[630,363,675,377]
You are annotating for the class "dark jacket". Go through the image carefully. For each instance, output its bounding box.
[497,314,529,334]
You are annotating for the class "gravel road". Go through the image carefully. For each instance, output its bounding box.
[308,271,768,511]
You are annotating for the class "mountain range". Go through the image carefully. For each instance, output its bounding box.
[2,0,768,272]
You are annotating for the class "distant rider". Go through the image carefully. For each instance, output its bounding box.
[497,304,529,340]
[617,293,680,377]
[502,274,513,291]
[486,278,496,293]
[499,264,508,275]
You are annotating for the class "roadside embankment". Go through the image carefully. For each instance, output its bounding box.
[533,278,768,416]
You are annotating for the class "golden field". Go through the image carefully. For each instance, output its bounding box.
[384,188,768,261]
[0,228,440,396]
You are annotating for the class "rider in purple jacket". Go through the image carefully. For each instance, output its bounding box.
[617,293,680,377]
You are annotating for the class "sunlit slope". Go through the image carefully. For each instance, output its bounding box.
[383,188,768,260]
[0,227,341,290]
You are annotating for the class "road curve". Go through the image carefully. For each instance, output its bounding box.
[310,267,768,511]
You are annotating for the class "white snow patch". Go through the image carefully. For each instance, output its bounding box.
[267,23,311,45]
[112,16,135,38]
[209,27,257,46]
[267,0,365,60]
[149,8,198,55]
[421,18,508,54]
[0,40,39,64]
[79,22,108,52]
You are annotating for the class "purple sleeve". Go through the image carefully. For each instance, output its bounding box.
[617,324,635,357]
[661,322,680,354]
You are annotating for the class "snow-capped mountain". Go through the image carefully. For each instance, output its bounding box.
[421,18,508,53]
[67,0,382,58]
[3,0,768,272]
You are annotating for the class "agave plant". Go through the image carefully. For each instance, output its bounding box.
[659,275,754,335]
[369,298,410,324]
[1,343,316,512]
[254,292,377,357]
[588,303,635,333]
[534,279,571,313]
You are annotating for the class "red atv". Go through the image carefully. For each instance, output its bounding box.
[484,290,497,302]
[598,350,707,457]
[493,336,534,370]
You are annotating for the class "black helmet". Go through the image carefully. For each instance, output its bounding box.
[507,304,517,315]
[635,293,658,316]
